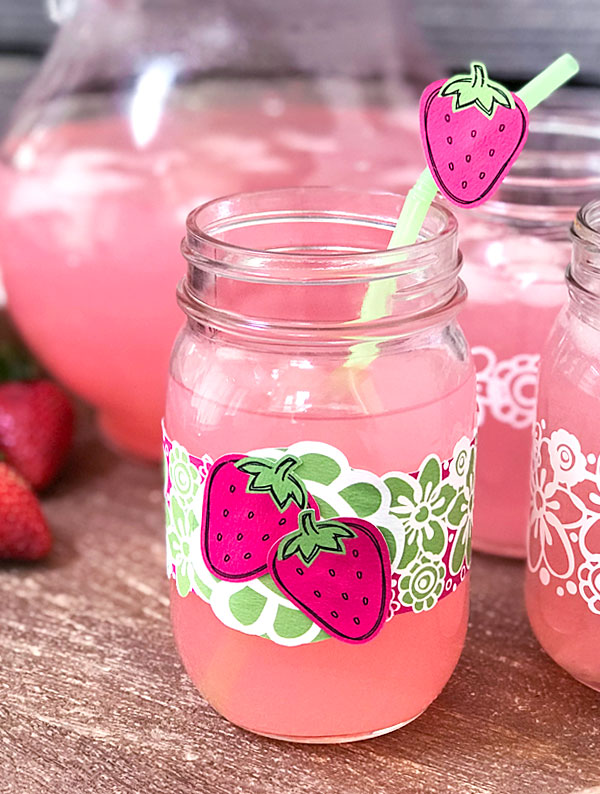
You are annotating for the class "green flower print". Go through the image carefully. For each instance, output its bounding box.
[167,496,200,597]
[447,446,475,575]
[398,555,446,612]
[385,456,456,568]
[169,443,200,506]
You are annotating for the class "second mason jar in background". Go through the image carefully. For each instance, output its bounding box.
[458,111,600,558]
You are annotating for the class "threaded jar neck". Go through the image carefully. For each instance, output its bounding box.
[178,187,464,348]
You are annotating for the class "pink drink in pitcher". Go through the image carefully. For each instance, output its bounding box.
[164,189,477,741]
[526,200,600,691]
[0,106,423,459]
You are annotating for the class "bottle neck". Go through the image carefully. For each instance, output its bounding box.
[568,199,600,330]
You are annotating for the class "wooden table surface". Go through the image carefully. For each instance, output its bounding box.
[0,408,598,794]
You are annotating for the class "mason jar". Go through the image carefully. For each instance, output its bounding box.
[526,198,600,692]
[458,111,600,557]
[163,187,477,741]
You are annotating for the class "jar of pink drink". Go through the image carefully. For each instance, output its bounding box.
[526,198,600,691]
[164,187,477,741]
[458,110,600,558]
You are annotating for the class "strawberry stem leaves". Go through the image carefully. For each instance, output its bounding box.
[440,61,515,119]
[278,509,356,566]
[235,454,307,512]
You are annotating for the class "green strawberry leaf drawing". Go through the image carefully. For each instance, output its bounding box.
[236,454,308,511]
[297,453,341,485]
[229,587,267,626]
[273,604,317,639]
[339,481,382,517]
[440,62,515,119]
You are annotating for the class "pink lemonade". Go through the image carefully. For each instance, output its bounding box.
[164,189,476,741]
[459,221,568,557]
[0,102,423,459]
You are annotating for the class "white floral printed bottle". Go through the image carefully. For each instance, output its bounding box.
[458,110,600,557]
[526,198,600,691]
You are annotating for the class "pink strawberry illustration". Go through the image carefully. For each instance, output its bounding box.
[201,454,319,582]
[420,62,528,207]
[268,509,391,644]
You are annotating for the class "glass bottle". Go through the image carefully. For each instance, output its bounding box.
[458,110,600,557]
[164,187,477,741]
[0,0,431,459]
[526,198,600,692]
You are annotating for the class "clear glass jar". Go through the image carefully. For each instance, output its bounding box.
[458,110,600,558]
[526,199,600,692]
[164,187,477,742]
[0,0,431,460]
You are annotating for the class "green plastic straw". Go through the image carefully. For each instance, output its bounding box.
[345,53,579,369]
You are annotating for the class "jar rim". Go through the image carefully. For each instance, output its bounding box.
[573,197,600,248]
[182,187,458,284]
[470,110,600,224]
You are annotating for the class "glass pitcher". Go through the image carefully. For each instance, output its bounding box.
[165,187,476,740]
[0,0,433,459]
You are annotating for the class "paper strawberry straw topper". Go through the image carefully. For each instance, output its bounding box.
[347,53,579,369]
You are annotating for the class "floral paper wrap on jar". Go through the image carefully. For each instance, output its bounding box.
[458,111,600,557]
[526,198,600,691]
[164,188,477,742]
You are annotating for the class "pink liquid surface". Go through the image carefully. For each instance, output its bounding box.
[165,341,476,739]
[0,102,423,458]
[459,228,568,557]
[526,314,600,690]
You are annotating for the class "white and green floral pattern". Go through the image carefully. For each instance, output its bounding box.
[165,431,476,647]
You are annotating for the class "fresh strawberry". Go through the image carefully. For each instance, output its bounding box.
[268,509,391,644]
[0,380,74,490]
[420,62,528,207]
[0,463,52,560]
[201,454,319,582]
